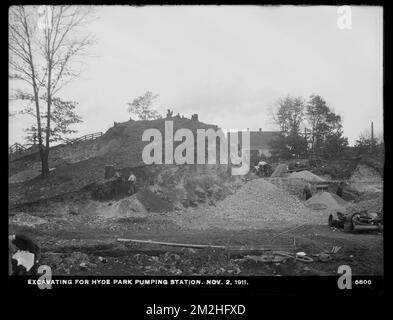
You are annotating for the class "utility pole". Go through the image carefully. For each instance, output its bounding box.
[371,121,374,142]
[370,121,375,153]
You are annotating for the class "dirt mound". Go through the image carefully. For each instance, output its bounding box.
[146,164,239,209]
[350,164,382,183]
[349,164,383,194]
[346,194,383,214]
[9,117,224,206]
[288,170,325,182]
[349,182,383,194]
[136,188,173,213]
[305,192,349,211]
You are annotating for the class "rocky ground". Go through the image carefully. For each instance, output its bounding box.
[9,173,384,276]
[9,212,383,276]
[8,120,384,277]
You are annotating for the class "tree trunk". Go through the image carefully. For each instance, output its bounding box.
[40,147,50,176]
[32,84,47,176]
[43,59,52,177]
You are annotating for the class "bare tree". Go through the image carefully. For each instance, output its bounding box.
[9,5,94,175]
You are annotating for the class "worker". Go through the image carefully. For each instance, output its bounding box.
[337,182,344,198]
[303,183,312,200]
[263,162,272,177]
[128,171,137,195]
[257,160,267,177]
[112,171,123,197]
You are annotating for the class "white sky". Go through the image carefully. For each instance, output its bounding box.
[9,5,383,145]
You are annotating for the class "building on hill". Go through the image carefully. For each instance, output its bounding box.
[248,128,281,158]
[228,128,281,159]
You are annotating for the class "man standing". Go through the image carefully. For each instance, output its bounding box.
[303,183,312,200]
[263,162,272,177]
[257,160,267,177]
[128,171,137,195]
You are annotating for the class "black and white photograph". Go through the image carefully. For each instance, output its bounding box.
[8,4,384,294]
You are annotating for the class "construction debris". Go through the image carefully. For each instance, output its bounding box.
[98,256,107,263]
[328,210,383,233]
[314,253,332,262]
[244,251,293,263]
[245,251,314,264]
[331,246,341,254]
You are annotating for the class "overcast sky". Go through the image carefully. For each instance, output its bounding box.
[9,5,383,146]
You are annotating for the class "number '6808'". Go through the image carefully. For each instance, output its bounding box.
[355,279,372,285]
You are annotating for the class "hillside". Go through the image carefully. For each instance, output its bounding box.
[9,116,229,207]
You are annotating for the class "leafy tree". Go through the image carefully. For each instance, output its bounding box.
[354,131,379,154]
[270,94,349,160]
[127,91,162,120]
[306,94,346,157]
[274,95,305,134]
[272,95,307,158]
[9,6,94,175]
[22,96,82,145]
[270,133,308,159]
[322,130,348,158]
[23,125,38,146]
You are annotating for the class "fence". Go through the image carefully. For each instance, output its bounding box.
[64,132,103,145]
[9,143,27,155]
[9,132,103,160]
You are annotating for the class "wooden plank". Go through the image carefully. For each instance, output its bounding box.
[117,238,295,252]
[117,238,225,249]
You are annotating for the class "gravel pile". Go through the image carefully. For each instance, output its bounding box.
[305,192,349,211]
[267,177,317,199]
[288,170,325,182]
[172,178,326,230]
[212,179,309,218]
